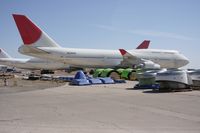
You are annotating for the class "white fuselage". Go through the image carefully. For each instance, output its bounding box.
[0,57,68,70]
[19,46,189,68]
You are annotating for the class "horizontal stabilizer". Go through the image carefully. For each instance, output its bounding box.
[0,49,12,58]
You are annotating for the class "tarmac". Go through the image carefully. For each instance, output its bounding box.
[0,80,200,133]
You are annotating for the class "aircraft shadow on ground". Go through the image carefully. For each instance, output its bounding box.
[125,87,185,93]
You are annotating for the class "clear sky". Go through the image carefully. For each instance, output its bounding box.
[1,0,200,68]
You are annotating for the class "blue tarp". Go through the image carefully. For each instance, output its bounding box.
[74,71,87,79]
[70,71,125,86]
[70,71,91,85]
[88,78,103,84]
[70,79,91,85]
[99,77,115,84]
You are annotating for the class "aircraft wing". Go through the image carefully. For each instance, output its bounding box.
[119,49,160,69]
[119,49,142,67]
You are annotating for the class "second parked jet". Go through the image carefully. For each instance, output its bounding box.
[0,49,68,70]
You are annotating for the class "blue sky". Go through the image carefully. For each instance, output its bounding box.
[1,0,200,68]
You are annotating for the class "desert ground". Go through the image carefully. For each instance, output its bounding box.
[0,74,200,133]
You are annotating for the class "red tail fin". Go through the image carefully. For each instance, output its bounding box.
[13,14,42,45]
[136,40,150,49]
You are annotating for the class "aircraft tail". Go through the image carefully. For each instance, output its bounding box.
[136,40,150,49]
[13,14,60,47]
[0,49,12,58]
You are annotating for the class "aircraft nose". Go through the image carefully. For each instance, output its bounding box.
[185,58,189,65]
[182,55,189,66]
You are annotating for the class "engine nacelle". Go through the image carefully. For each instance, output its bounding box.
[140,61,160,69]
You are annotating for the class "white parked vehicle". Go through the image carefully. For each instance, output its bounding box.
[156,69,192,89]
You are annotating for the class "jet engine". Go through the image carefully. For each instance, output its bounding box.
[139,60,160,69]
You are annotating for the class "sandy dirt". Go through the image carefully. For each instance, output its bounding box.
[0,76,66,94]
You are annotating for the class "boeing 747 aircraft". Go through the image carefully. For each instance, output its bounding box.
[13,14,189,69]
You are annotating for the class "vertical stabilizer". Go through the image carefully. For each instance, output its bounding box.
[13,14,60,47]
[136,40,150,49]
